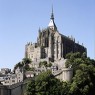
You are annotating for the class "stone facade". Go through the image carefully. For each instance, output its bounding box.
[25,9,87,64]
[0,67,23,86]
[0,68,11,75]
[24,8,87,82]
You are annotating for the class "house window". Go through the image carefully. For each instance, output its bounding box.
[12,80,15,82]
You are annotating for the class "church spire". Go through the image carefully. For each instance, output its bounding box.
[48,6,57,31]
[51,5,54,20]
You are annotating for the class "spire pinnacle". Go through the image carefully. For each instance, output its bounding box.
[48,5,57,31]
[51,5,54,20]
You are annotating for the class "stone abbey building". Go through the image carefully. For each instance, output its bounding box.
[25,9,87,63]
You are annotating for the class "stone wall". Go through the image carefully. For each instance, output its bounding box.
[0,82,25,95]
[55,68,73,82]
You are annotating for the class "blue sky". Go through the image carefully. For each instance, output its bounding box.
[0,0,95,69]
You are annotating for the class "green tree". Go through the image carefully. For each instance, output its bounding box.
[22,58,32,65]
[22,58,32,71]
[26,70,64,95]
[39,61,52,67]
[26,80,35,95]
[13,62,23,71]
[47,62,52,67]
[13,58,32,71]
[39,61,47,67]
[65,52,95,95]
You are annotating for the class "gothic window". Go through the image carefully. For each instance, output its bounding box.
[45,38,48,47]
[52,36,54,40]
[54,50,55,54]
[58,50,59,54]
[12,80,15,82]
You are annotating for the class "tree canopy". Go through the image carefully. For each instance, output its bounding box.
[39,61,52,67]
[26,70,64,95]
[65,52,95,95]
[25,52,95,95]
[13,57,32,71]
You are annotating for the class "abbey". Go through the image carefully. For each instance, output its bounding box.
[25,9,87,64]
